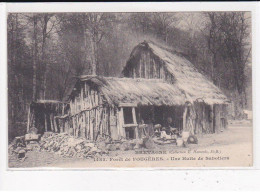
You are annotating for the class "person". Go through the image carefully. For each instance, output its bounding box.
[164,117,178,135]
[139,118,154,137]
[183,101,196,135]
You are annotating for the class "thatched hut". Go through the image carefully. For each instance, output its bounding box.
[27,41,230,140]
[122,41,230,134]
[60,75,188,140]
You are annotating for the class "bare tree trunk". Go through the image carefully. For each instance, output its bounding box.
[32,14,38,101]
[91,33,98,75]
[9,14,16,123]
[42,15,49,99]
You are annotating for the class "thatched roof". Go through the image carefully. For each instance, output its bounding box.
[72,76,187,106]
[123,41,229,105]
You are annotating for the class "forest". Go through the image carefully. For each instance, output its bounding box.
[7,12,252,139]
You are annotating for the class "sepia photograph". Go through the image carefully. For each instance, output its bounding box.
[7,11,253,168]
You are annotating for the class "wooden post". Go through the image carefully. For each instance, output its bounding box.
[84,82,88,109]
[87,111,90,139]
[62,103,64,115]
[183,106,187,132]
[50,114,54,132]
[210,104,214,133]
[132,107,138,139]
[72,116,75,136]
[70,101,72,115]
[90,110,93,140]
[118,107,125,138]
[54,116,58,133]
[214,104,221,133]
[44,113,48,132]
[26,105,31,133]
[110,108,118,140]
[82,112,86,138]
[81,86,84,110]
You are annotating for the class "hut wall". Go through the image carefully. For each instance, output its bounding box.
[64,82,113,141]
[183,102,229,135]
[213,104,228,133]
[125,49,175,84]
[193,102,214,134]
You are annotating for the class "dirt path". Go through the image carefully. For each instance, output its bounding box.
[9,121,253,168]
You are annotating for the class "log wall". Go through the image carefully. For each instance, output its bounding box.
[62,82,117,141]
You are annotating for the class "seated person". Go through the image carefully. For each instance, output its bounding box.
[138,118,154,137]
[164,117,178,135]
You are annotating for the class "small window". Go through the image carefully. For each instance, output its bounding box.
[123,107,133,124]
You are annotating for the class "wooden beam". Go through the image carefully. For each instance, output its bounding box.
[119,103,137,107]
[123,124,138,128]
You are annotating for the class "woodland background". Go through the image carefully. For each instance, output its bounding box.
[7,12,252,139]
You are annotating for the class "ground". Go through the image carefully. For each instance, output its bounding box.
[8,120,253,168]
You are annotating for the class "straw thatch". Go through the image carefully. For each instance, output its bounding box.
[124,41,229,105]
[78,76,187,106]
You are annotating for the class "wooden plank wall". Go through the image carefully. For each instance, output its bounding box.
[128,50,175,84]
[63,82,112,140]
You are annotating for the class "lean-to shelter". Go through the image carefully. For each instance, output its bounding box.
[27,100,69,134]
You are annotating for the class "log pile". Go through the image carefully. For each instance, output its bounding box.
[8,136,29,161]
[9,132,156,163]
[39,132,108,158]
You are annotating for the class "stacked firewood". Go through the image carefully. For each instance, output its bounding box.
[8,136,27,160]
[9,132,156,162]
[39,132,108,158]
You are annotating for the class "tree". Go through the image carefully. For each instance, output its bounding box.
[206,12,251,94]
[8,13,33,139]
[83,13,116,75]
[58,13,89,76]
[151,13,179,43]
[39,14,61,99]
[39,14,52,99]
[32,14,39,101]
[202,12,251,117]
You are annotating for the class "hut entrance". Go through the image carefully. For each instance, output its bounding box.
[135,105,184,137]
[119,103,138,139]
[27,101,67,135]
[154,106,183,129]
